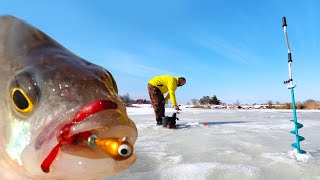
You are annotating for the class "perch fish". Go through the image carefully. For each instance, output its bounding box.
[0,15,138,179]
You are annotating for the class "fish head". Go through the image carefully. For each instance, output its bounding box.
[0,15,138,179]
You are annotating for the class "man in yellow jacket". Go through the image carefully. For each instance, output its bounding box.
[148,75,186,125]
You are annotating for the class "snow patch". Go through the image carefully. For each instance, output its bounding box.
[287,149,313,162]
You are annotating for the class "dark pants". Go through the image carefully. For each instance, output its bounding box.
[148,83,165,123]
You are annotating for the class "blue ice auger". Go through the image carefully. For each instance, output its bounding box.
[282,17,306,154]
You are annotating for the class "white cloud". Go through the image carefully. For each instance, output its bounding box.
[101,49,174,78]
[195,36,261,64]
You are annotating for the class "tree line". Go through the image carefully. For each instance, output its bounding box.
[269,99,320,109]
[189,97,320,110]
[191,95,221,105]
[120,93,150,105]
[120,93,320,110]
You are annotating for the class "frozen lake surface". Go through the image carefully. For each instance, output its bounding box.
[108,106,320,180]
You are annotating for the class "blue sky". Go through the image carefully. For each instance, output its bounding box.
[2,0,319,104]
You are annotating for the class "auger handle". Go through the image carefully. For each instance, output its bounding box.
[282,17,287,27]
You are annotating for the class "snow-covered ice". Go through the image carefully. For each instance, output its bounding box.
[107,105,320,180]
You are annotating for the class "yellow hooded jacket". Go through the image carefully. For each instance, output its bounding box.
[148,75,179,106]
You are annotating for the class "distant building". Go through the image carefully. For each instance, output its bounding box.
[135,99,151,104]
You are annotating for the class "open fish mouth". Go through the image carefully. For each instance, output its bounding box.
[40,100,137,173]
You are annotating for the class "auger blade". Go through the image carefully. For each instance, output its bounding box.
[296,123,303,129]
[290,120,303,129]
[297,135,305,142]
[298,149,306,154]
[291,143,298,149]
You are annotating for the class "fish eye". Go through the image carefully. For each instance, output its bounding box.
[11,87,34,113]
[118,144,132,157]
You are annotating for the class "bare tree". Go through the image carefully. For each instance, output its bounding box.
[199,96,210,105]
[121,93,131,104]
[267,100,273,108]
[234,99,240,106]
[191,99,198,105]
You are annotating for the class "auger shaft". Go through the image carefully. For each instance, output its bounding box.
[282,17,305,154]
